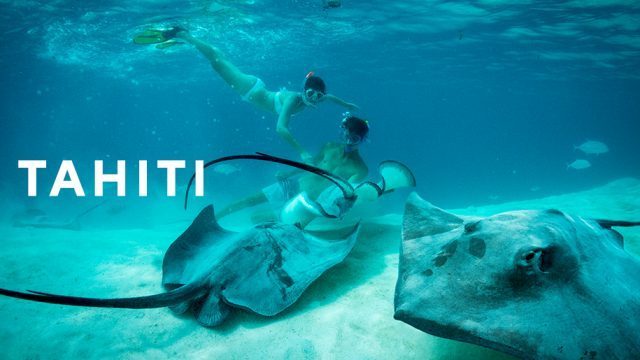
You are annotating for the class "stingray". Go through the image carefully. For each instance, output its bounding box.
[0,204,359,326]
[11,201,107,231]
[183,153,416,227]
[0,153,409,326]
[394,193,640,359]
[0,154,369,326]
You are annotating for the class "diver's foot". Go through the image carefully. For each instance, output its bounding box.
[162,26,186,40]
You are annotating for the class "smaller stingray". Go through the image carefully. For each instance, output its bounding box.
[11,201,106,231]
[284,160,417,227]
[183,153,416,226]
[394,193,640,359]
[0,205,359,327]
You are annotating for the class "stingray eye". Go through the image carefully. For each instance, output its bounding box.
[511,245,577,289]
[518,247,555,274]
[525,251,535,262]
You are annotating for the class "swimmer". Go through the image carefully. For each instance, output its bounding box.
[138,27,359,162]
[216,113,369,220]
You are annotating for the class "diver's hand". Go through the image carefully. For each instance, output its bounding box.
[300,152,314,164]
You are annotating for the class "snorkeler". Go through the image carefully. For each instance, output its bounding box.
[216,113,370,220]
[135,27,358,162]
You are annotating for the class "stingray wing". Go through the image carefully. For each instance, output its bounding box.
[221,222,360,316]
[378,160,416,193]
[162,205,239,288]
[402,192,464,240]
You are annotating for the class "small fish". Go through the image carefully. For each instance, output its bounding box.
[575,140,609,155]
[213,164,240,175]
[568,159,591,170]
[324,0,341,8]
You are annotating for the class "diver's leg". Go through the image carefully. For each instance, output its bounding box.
[178,32,257,95]
[217,192,268,219]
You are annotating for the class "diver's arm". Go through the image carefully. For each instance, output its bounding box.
[323,94,359,110]
[276,101,312,162]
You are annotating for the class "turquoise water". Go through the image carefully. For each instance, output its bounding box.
[2,0,639,207]
[0,1,639,359]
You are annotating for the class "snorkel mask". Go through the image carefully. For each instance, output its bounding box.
[341,112,368,147]
[302,71,325,106]
[305,88,323,102]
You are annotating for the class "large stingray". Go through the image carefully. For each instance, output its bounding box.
[0,205,359,327]
[394,193,640,359]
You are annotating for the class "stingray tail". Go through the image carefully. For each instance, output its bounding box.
[0,282,205,309]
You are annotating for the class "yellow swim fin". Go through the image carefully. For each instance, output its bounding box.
[132,26,184,45]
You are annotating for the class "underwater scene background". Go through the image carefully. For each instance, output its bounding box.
[2,0,639,208]
[0,0,639,359]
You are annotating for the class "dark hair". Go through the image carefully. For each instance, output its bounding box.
[304,75,326,94]
[343,115,369,140]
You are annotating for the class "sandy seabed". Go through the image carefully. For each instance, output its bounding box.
[0,178,638,359]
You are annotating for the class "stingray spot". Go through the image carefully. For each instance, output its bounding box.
[280,271,294,287]
[468,237,486,259]
[423,269,433,276]
[464,221,481,234]
[433,240,458,267]
[433,255,448,267]
[442,240,458,256]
